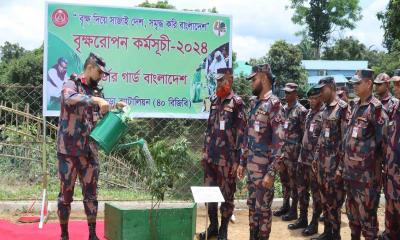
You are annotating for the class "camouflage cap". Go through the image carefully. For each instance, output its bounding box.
[283,83,298,92]
[215,68,233,80]
[307,86,320,97]
[374,73,390,84]
[314,76,335,89]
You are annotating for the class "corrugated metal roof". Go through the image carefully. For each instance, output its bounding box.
[308,74,349,85]
[302,60,368,71]
[235,60,252,76]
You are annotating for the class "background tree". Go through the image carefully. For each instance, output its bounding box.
[296,37,317,60]
[377,0,400,51]
[288,0,362,58]
[137,0,175,9]
[372,40,400,75]
[267,40,308,94]
[322,36,367,60]
[322,36,386,69]
[0,43,42,85]
[0,41,26,64]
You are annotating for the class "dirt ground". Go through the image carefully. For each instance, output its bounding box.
[195,207,386,240]
[0,206,386,240]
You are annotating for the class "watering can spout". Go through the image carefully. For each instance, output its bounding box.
[116,138,146,150]
[137,138,145,147]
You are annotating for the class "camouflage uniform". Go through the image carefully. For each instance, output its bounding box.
[280,99,307,219]
[315,96,349,239]
[297,105,324,222]
[379,93,398,118]
[341,95,387,240]
[57,76,101,224]
[202,90,247,236]
[241,91,284,239]
[383,74,400,239]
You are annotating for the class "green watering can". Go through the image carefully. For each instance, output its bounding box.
[90,107,144,154]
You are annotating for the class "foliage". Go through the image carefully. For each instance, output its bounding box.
[0,41,26,63]
[267,40,308,96]
[372,40,400,75]
[288,0,362,57]
[137,0,175,9]
[0,44,43,86]
[145,137,189,203]
[377,0,400,51]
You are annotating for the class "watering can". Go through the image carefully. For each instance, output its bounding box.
[90,107,143,154]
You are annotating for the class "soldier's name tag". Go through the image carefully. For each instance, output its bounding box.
[352,126,359,138]
[324,128,330,138]
[309,123,315,132]
[211,106,217,110]
[220,120,225,130]
[255,121,260,132]
[284,120,289,129]
[389,121,394,126]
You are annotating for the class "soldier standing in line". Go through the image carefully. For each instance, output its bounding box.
[311,77,350,240]
[199,67,247,240]
[338,69,388,240]
[380,69,400,240]
[288,86,323,236]
[274,83,307,222]
[237,64,284,240]
[374,72,399,117]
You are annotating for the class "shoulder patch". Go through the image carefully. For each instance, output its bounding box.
[232,95,244,105]
[371,97,382,108]
[338,99,348,108]
[210,95,218,103]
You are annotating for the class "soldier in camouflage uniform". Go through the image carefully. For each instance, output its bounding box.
[237,64,284,240]
[200,67,247,240]
[374,72,399,117]
[288,86,323,236]
[275,83,307,222]
[339,69,388,240]
[312,77,349,240]
[380,69,400,240]
[57,53,126,240]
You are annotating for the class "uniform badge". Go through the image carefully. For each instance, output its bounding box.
[255,121,260,132]
[284,120,289,129]
[324,128,330,138]
[352,126,358,138]
[220,120,225,130]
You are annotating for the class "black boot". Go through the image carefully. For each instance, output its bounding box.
[331,229,341,240]
[199,204,219,240]
[378,232,390,240]
[282,200,298,221]
[350,234,360,240]
[311,222,332,240]
[273,198,290,217]
[302,214,319,236]
[288,209,307,230]
[249,228,259,240]
[217,217,229,240]
[88,222,99,240]
[60,223,69,240]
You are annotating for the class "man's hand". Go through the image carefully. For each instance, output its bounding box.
[116,101,127,110]
[92,97,110,114]
[312,160,317,173]
[230,165,238,177]
[237,165,245,180]
[262,174,274,189]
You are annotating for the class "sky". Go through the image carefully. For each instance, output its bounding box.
[0,0,389,61]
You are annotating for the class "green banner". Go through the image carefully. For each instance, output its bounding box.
[44,3,232,118]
